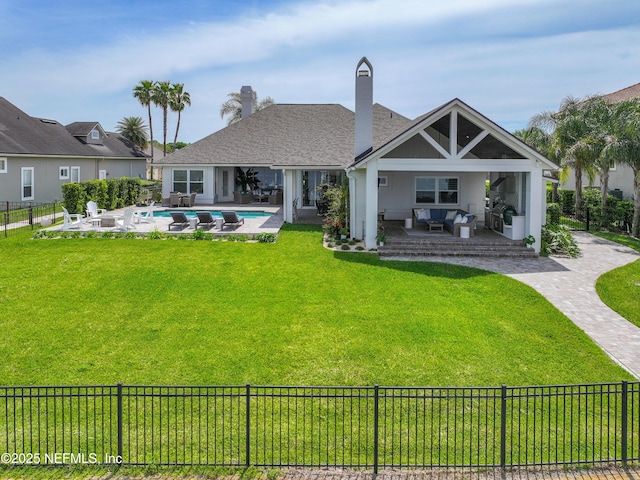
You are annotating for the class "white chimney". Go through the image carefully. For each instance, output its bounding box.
[354,57,373,158]
[240,85,255,119]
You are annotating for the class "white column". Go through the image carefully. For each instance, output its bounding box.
[283,169,296,223]
[528,170,543,253]
[365,160,379,249]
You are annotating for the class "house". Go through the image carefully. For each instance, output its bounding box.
[156,58,557,252]
[563,82,640,201]
[0,97,148,204]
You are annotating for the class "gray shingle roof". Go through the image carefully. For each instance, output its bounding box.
[0,97,147,158]
[155,103,411,168]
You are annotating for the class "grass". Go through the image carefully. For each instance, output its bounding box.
[0,224,632,387]
[593,231,640,328]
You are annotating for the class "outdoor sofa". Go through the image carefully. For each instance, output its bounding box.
[413,208,477,236]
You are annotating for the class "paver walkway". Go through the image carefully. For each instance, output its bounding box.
[387,232,640,379]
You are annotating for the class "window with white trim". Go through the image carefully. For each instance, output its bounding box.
[415,176,459,205]
[172,169,204,194]
[59,166,69,180]
[71,166,80,182]
[91,130,100,140]
[21,167,34,200]
[0,157,6,173]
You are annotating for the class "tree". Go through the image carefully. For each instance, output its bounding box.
[220,91,275,126]
[529,95,601,219]
[133,80,156,178]
[115,116,149,150]
[153,80,172,157]
[514,126,562,202]
[602,98,640,236]
[169,83,191,152]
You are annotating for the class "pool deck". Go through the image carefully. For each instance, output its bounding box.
[50,204,285,236]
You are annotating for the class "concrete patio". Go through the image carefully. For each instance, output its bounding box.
[51,204,284,237]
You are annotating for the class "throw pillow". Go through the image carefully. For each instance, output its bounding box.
[460,215,468,224]
[454,214,464,224]
[446,210,457,220]
[420,208,431,220]
[415,208,426,220]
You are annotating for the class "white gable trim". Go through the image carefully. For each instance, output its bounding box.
[350,99,558,171]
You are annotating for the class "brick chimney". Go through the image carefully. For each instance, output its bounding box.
[240,86,255,119]
[354,57,373,158]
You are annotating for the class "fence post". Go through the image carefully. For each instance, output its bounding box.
[500,384,507,470]
[28,206,33,227]
[373,385,379,475]
[246,383,251,467]
[622,380,628,467]
[117,383,123,464]
[586,206,590,231]
[3,212,7,238]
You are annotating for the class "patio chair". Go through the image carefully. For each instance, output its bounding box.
[133,201,155,223]
[196,211,216,230]
[169,192,181,207]
[85,201,106,226]
[220,211,245,230]
[61,207,83,230]
[181,192,196,207]
[113,207,136,232]
[168,212,190,231]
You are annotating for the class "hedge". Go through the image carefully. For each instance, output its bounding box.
[62,177,141,214]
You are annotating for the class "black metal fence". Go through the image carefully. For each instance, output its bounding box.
[1,201,58,238]
[1,382,639,472]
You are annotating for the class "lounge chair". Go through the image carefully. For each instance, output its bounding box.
[113,207,136,232]
[169,192,181,207]
[61,207,83,230]
[168,212,190,231]
[133,201,155,223]
[196,211,216,230]
[221,211,245,230]
[85,201,106,226]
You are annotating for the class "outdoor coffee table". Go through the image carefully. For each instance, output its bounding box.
[99,215,121,228]
[426,220,444,232]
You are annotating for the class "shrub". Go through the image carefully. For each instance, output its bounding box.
[227,234,249,242]
[256,232,277,243]
[340,244,351,250]
[124,231,137,239]
[541,224,580,258]
[177,233,190,240]
[546,203,561,225]
[191,229,214,241]
[147,229,164,240]
[355,246,365,251]
[559,189,575,216]
[83,180,108,210]
[61,182,86,214]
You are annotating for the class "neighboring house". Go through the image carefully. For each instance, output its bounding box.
[563,82,640,201]
[0,97,148,204]
[156,58,557,252]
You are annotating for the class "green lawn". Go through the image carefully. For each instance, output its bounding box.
[0,224,631,386]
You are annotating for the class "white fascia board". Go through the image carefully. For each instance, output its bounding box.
[377,158,536,172]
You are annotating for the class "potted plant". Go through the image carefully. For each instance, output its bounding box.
[523,234,535,248]
[376,231,386,246]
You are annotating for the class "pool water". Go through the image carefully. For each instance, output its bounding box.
[154,209,272,219]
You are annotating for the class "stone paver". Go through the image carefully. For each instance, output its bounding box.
[386,232,640,379]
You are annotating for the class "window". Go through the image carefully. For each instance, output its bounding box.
[59,166,69,180]
[415,176,458,205]
[21,167,34,200]
[91,130,100,140]
[0,157,6,173]
[172,169,204,194]
[71,166,80,182]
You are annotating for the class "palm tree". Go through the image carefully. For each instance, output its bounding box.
[219,91,275,126]
[133,80,156,177]
[153,80,172,157]
[115,116,149,150]
[169,83,191,152]
[602,98,640,236]
[529,95,601,219]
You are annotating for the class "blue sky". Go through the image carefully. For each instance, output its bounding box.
[2,0,639,144]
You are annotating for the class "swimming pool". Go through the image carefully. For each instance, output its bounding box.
[154,209,273,219]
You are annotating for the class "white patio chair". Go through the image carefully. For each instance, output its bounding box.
[112,208,136,232]
[61,207,83,231]
[133,201,155,224]
[85,200,106,226]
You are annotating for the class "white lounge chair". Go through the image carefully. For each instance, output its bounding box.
[85,201,106,226]
[61,207,83,231]
[134,201,155,223]
[113,208,136,232]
